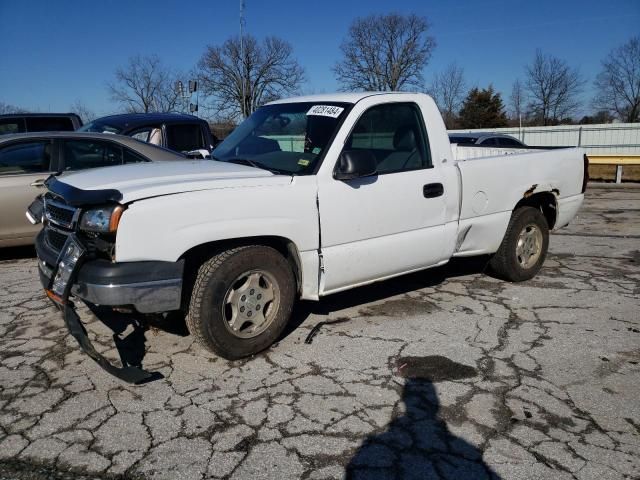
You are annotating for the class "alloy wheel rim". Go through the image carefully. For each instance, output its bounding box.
[222,270,280,339]
[515,223,543,269]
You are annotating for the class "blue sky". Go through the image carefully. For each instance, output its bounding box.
[1,0,638,117]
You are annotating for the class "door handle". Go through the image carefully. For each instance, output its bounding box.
[423,183,444,198]
[30,179,46,188]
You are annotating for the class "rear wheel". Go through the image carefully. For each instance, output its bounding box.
[186,245,295,359]
[489,206,549,282]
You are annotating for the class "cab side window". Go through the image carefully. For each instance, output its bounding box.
[26,117,74,132]
[166,124,204,152]
[63,140,124,171]
[479,137,498,146]
[0,119,26,135]
[497,137,523,148]
[0,140,52,175]
[130,126,162,146]
[123,147,148,164]
[345,103,431,174]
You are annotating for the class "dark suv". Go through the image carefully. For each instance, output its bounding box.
[79,113,217,156]
[0,113,83,136]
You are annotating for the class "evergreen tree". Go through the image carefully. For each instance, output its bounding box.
[458,86,508,129]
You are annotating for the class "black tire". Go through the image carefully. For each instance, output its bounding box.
[489,206,549,282]
[185,245,295,359]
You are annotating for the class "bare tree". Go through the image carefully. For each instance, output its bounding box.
[0,102,27,114]
[427,63,466,128]
[108,55,183,113]
[334,13,435,91]
[594,36,640,123]
[524,50,585,125]
[69,99,95,123]
[198,35,305,119]
[509,79,525,124]
[209,118,237,141]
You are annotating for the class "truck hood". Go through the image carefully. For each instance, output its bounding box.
[54,160,291,203]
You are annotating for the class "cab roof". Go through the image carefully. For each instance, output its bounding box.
[0,113,80,119]
[267,92,426,105]
[87,113,207,130]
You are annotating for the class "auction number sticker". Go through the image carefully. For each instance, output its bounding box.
[307,105,344,118]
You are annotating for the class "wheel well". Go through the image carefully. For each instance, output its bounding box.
[514,192,557,229]
[178,236,303,309]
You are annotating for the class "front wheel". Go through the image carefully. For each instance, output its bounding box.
[489,206,549,282]
[186,245,295,359]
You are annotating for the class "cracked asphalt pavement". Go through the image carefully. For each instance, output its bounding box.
[1,185,639,480]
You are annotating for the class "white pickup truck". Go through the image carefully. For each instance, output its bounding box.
[34,92,587,381]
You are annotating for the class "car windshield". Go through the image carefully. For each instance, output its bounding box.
[212,102,351,175]
[78,121,121,134]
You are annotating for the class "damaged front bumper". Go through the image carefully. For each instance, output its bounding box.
[36,232,184,383]
[36,231,184,314]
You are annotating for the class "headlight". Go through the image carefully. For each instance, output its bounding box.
[51,237,85,296]
[79,205,125,233]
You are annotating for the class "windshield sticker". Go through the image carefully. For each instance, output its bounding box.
[298,159,310,166]
[307,105,344,118]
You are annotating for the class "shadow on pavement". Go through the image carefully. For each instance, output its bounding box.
[86,305,190,381]
[346,378,499,480]
[86,305,155,374]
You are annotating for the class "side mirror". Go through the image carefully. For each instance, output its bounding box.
[334,150,377,181]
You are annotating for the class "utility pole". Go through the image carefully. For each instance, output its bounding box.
[239,0,246,118]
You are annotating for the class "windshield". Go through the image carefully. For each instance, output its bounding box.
[78,121,121,134]
[213,102,351,175]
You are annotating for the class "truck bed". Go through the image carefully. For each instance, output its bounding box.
[451,144,536,161]
[453,147,585,257]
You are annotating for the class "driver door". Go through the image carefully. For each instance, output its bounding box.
[317,102,449,294]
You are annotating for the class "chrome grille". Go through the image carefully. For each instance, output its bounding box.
[44,199,78,229]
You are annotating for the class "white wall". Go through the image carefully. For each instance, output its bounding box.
[449,123,640,155]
